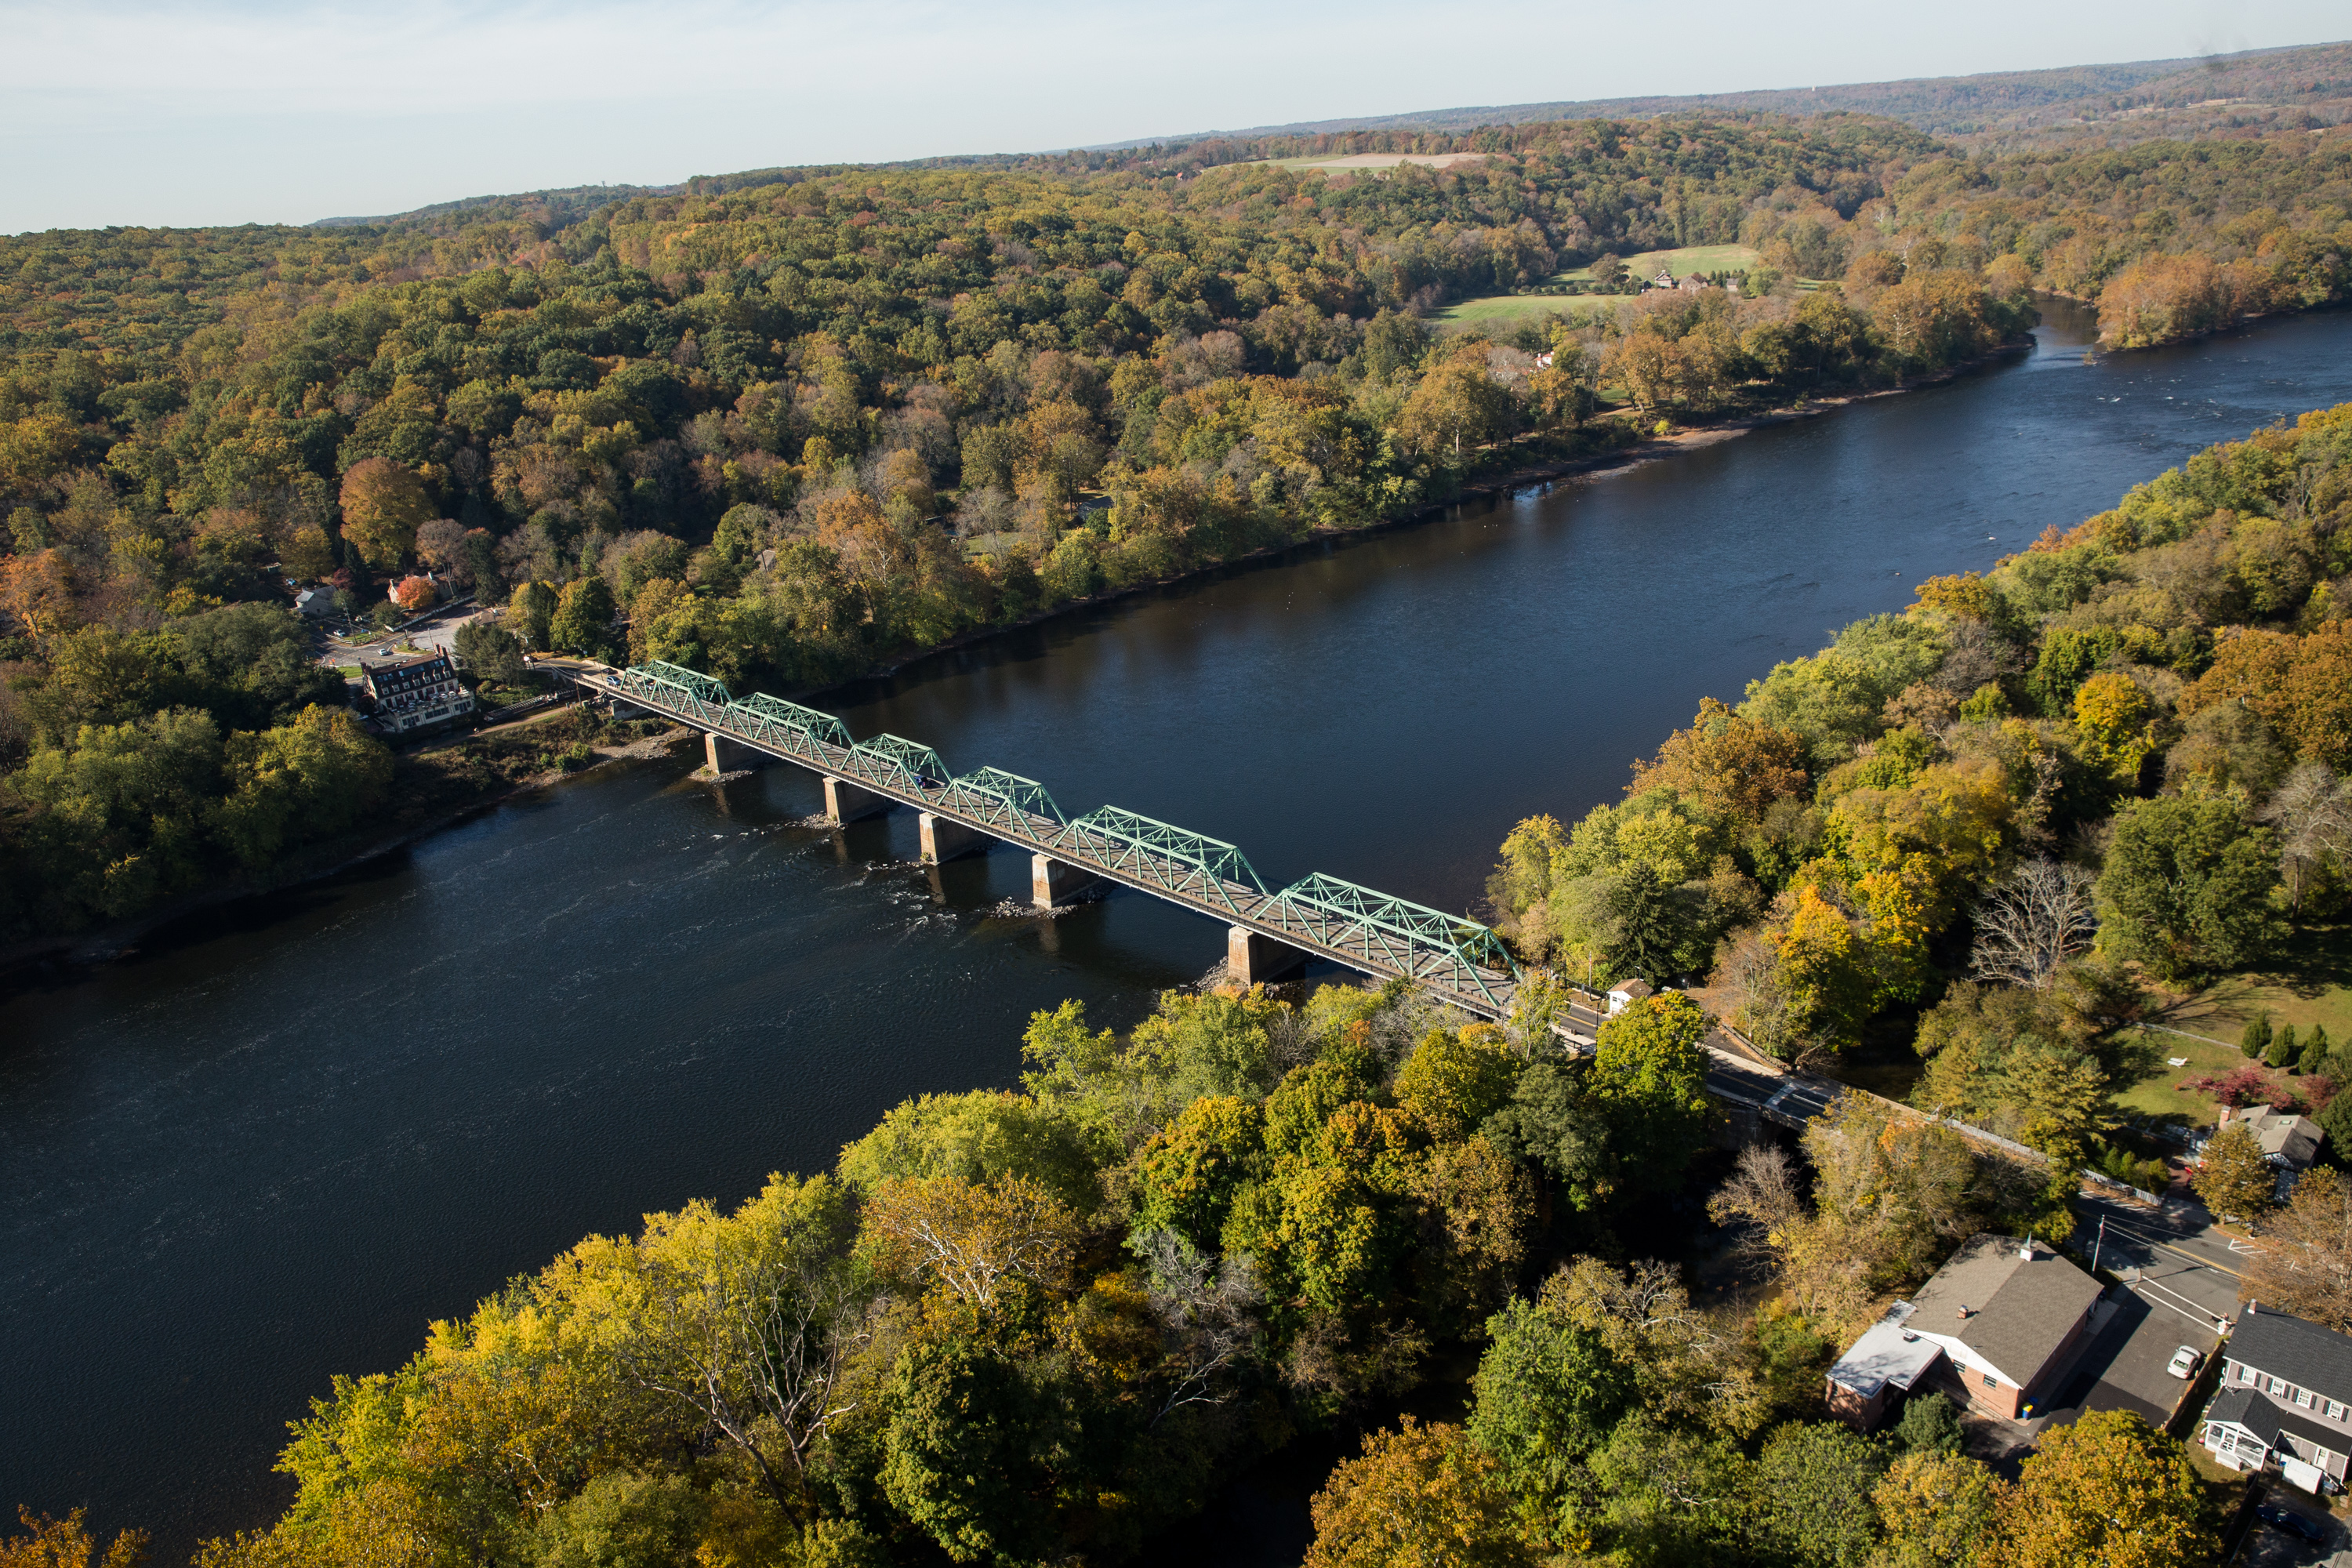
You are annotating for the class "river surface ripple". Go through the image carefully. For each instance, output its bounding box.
[7,299,2352,1554]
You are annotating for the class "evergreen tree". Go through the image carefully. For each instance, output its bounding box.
[2245,1011,2274,1062]
[2278,1024,2300,1071]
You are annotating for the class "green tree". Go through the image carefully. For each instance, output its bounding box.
[511,582,558,652]
[1132,1095,1263,1250]
[1305,1418,1537,1568]
[452,619,527,687]
[879,1323,1062,1565]
[1588,992,1717,1196]
[2096,797,2284,982]
[1394,1028,1520,1142]
[2299,1025,2330,1076]
[212,706,395,869]
[1870,1450,1997,1568]
[548,575,616,659]
[1891,1392,1965,1457]
[9,708,226,916]
[1748,1420,1888,1568]
[2243,1010,2274,1062]
[2274,1023,2299,1070]
[533,1471,706,1568]
[1465,1296,1635,1530]
[838,1089,1103,1214]
[2191,1120,2277,1222]
[171,602,345,730]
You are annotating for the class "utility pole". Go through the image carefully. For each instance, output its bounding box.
[2092,1214,2107,1276]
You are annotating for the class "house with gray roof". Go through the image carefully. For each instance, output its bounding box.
[1838,1233,2104,1422]
[2203,1304,2352,1491]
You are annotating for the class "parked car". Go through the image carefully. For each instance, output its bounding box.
[2167,1345,2203,1379]
[2258,1504,2325,1541]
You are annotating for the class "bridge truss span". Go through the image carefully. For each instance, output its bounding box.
[572,664,1523,1017]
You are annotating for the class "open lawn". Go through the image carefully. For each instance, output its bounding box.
[2114,1029,2249,1130]
[2160,923,2352,1049]
[1429,294,1621,332]
[1434,243,1775,334]
[1554,243,1763,283]
[2110,924,2350,1131]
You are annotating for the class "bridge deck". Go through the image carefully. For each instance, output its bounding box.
[579,668,1521,1018]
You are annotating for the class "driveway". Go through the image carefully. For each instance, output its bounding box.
[2241,1487,2351,1567]
[2035,1287,2218,1432]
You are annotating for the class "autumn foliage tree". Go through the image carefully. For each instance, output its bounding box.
[1305,1418,1537,1568]
[1986,1411,2216,1567]
[0,1510,147,1568]
[336,459,434,570]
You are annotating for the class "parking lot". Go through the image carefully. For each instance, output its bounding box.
[2037,1286,2218,1429]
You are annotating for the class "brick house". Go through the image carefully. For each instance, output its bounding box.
[361,652,475,735]
[2203,1305,2352,1490]
[1829,1234,2103,1423]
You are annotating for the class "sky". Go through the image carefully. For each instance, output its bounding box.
[0,0,2343,234]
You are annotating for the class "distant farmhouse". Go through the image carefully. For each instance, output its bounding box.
[1827,1234,2103,1427]
[360,652,474,735]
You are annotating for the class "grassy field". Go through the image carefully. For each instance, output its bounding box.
[1554,244,1763,283]
[2114,1029,2249,1127]
[1428,294,1622,332]
[2110,924,2349,1129]
[2163,924,2352,1047]
[1431,244,1770,334]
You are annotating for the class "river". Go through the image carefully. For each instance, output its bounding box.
[5,298,2351,1556]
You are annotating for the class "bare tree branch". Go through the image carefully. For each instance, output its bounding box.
[1969,859,2098,989]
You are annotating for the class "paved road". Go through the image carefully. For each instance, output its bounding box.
[2075,1188,2249,1331]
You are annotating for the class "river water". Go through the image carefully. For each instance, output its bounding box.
[6,299,2352,1555]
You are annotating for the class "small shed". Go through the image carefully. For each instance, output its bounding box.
[1606,978,1654,1016]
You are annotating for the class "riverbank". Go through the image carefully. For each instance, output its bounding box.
[0,335,2037,986]
[0,712,692,983]
[827,332,2037,688]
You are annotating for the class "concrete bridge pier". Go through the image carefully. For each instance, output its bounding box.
[920,813,989,865]
[1227,926,1308,985]
[824,776,891,824]
[1032,854,1101,909]
[704,732,766,775]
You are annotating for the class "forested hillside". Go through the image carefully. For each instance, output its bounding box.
[2,111,2348,941]
[1145,39,2352,148]
[118,411,2352,1566]
[1491,404,2352,1172]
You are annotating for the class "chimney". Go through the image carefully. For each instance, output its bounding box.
[2020,1242,2035,1261]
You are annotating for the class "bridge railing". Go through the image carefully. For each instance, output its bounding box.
[587,663,1523,1012]
[943,768,1066,844]
[728,692,851,757]
[1056,806,1267,917]
[1262,872,1519,1011]
[609,661,734,728]
[844,734,950,794]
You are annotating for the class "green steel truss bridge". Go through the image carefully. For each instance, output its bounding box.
[578,662,1523,1018]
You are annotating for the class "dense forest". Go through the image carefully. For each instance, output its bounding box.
[25,418,2346,1568]
[5,111,2348,941]
[1491,404,2352,1197]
